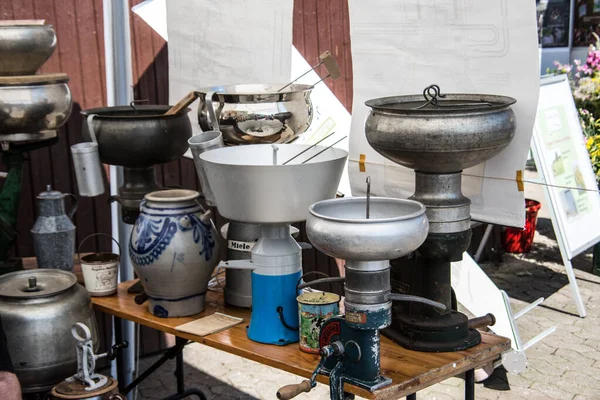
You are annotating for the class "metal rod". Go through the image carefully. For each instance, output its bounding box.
[278,60,325,92]
[175,337,186,393]
[366,176,371,219]
[309,73,331,89]
[465,369,475,400]
[281,132,336,165]
[301,136,346,164]
[272,144,279,165]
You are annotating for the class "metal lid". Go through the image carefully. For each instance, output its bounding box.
[0,269,77,299]
[365,84,516,114]
[37,184,63,200]
[297,291,340,306]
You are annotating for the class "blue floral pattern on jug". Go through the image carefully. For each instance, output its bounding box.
[130,213,215,266]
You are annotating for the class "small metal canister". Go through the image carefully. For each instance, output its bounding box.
[297,291,340,353]
[31,185,77,271]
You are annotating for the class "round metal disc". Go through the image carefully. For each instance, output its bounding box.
[365,93,516,114]
[0,269,77,299]
[52,377,117,398]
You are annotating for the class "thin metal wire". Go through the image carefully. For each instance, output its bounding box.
[301,136,347,164]
[366,176,371,219]
[281,132,336,165]
[461,173,600,193]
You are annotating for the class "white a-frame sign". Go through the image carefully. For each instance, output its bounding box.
[530,74,600,318]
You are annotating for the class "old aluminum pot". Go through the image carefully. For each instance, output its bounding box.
[31,185,78,271]
[0,269,98,393]
[81,105,192,167]
[364,93,517,173]
[0,73,72,135]
[197,84,313,145]
[0,23,56,76]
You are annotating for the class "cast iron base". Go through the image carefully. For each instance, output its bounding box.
[383,311,481,352]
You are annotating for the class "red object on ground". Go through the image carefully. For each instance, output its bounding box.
[502,199,542,253]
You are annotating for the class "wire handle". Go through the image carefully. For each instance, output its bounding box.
[77,233,121,264]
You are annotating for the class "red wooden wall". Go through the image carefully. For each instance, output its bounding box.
[1,0,353,292]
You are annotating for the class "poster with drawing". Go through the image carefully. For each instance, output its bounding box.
[532,76,600,258]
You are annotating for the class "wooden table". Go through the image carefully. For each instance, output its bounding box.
[93,280,510,400]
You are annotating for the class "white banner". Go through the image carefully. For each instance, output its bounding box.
[166,0,293,133]
[347,0,540,228]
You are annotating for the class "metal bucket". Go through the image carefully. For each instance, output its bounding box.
[78,233,120,297]
[296,272,340,353]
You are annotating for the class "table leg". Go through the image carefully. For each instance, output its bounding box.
[114,316,126,393]
[406,393,417,400]
[175,337,186,393]
[465,369,475,400]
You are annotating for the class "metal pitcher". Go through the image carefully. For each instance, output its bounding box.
[31,185,77,271]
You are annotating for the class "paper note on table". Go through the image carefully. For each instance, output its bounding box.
[166,0,293,135]
[347,0,540,228]
[176,313,244,337]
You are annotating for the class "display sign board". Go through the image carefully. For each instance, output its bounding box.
[530,74,600,317]
[532,75,600,259]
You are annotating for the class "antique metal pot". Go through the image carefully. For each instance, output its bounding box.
[0,73,72,136]
[365,93,517,173]
[197,84,313,145]
[81,105,193,167]
[0,23,56,76]
[0,269,98,393]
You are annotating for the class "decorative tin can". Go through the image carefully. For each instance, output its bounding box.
[297,291,340,353]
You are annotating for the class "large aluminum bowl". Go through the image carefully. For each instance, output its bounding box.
[197,83,312,145]
[365,93,517,173]
[81,105,192,167]
[0,73,72,134]
[307,197,428,261]
[200,144,347,223]
[0,24,56,75]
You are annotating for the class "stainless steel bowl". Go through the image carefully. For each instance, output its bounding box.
[307,197,429,261]
[0,24,56,75]
[365,93,517,173]
[197,83,313,145]
[0,73,72,134]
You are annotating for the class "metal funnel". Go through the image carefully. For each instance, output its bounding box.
[365,93,517,173]
[200,144,348,223]
[306,197,428,261]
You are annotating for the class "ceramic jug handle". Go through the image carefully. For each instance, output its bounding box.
[65,193,78,220]
[205,91,220,131]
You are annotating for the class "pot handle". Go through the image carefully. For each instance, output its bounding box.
[205,91,221,131]
[86,114,99,143]
[77,233,121,264]
[65,193,78,220]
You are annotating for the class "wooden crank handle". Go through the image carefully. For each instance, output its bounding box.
[276,380,312,400]
[164,91,200,115]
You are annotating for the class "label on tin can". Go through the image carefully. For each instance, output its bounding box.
[227,240,256,252]
[345,311,367,324]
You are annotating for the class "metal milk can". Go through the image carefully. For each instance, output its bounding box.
[31,185,77,271]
